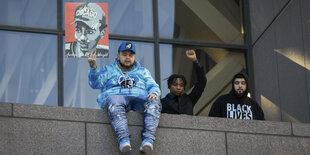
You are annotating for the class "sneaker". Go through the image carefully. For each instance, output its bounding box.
[119,138,132,153]
[139,139,153,154]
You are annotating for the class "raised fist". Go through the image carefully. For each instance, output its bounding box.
[186,49,197,61]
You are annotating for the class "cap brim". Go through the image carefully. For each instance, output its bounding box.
[119,49,136,54]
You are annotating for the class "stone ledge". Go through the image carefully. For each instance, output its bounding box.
[13,103,109,123]
[0,117,85,154]
[159,114,292,135]
[227,133,310,155]
[292,123,310,137]
[1,102,310,154]
[0,102,295,136]
[0,102,12,116]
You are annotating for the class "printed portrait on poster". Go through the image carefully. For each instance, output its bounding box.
[65,2,109,58]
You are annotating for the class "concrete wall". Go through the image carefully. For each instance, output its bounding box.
[250,0,310,123]
[1,102,309,154]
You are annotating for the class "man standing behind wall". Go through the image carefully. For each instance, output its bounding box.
[87,41,162,153]
[161,49,207,115]
[209,72,264,120]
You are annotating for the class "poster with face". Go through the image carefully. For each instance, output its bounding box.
[65,3,109,58]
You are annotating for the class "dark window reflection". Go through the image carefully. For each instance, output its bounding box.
[158,0,244,45]
[0,0,57,29]
[0,31,57,106]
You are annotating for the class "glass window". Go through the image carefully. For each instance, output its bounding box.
[158,0,244,45]
[63,0,153,37]
[63,40,155,109]
[162,45,246,115]
[0,31,58,106]
[0,0,57,29]
[159,44,173,98]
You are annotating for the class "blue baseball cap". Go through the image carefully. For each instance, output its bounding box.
[118,41,136,54]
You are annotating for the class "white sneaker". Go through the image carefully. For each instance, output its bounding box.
[119,139,132,153]
[139,139,153,154]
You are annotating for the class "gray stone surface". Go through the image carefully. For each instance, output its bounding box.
[11,103,293,135]
[0,102,12,116]
[163,115,291,136]
[127,111,143,126]
[227,133,310,155]
[252,25,282,121]
[293,123,310,137]
[13,103,109,123]
[159,113,198,129]
[87,124,152,155]
[0,117,85,154]
[87,123,226,155]
[160,114,291,135]
[198,117,291,135]
[273,0,289,17]
[275,0,309,123]
[301,0,310,123]
[2,103,310,154]
[155,128,226,155]
[250,0,310,123]
[250,0,274,44]
[87,124,120,154]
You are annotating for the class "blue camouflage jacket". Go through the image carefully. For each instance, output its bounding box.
[88,58,161,109]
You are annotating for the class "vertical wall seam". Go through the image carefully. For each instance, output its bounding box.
[273,0,294,122]
[243,0,256,99]
[275,34,282,121]
[85,122,87,155]
[225,132,228,155]
[291,122,294,136]
[57,0,64,107]
[274,25,283,122]
[152,0,161,88]
[11,103,13,116]
[298,0,310,122]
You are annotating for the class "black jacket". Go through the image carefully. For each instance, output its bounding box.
[208,72,265,120]
[161,61,207,115]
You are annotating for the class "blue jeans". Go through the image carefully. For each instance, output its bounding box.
[105,95,162,143]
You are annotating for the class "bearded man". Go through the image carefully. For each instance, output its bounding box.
[209,72,264,120]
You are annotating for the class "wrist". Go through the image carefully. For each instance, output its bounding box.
[90,65,97,69]
[89,62,97,68]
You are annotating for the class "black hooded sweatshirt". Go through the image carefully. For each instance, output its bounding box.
[208,72,265,120]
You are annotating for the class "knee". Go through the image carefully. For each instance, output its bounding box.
[145,100,162,114]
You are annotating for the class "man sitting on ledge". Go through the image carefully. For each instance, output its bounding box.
[87,41,161,153]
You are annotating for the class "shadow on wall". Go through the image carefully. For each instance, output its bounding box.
[274,48,310,71]
[260,95,300,122]
[260,48,310,123]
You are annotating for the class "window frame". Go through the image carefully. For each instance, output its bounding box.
[0,0,252,107]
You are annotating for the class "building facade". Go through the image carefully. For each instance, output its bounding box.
[0,0,309,123]
[250,0,310,123]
